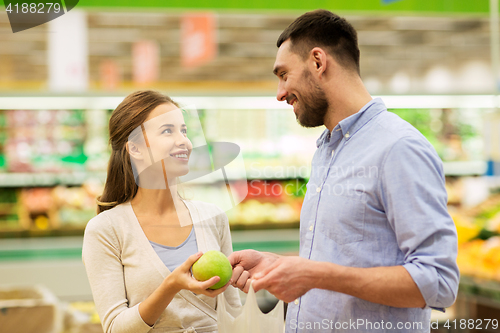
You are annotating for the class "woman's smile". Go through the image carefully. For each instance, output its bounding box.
[169,150,190,162]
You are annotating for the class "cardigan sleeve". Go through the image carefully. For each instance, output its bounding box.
[82,212,154,333]
[217,209,242,309]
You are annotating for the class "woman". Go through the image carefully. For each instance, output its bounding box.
[82,91,240,333]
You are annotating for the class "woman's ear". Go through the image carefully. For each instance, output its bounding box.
[127,141,144,161]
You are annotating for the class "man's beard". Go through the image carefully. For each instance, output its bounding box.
[296,69,329,128]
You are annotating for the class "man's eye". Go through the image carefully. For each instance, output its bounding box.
[280,72,286,78]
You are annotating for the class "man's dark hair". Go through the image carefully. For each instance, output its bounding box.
[277,9,360,75]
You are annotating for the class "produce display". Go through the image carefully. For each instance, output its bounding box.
[0,182,102,235]
[453,194,500,281]
[224,179,305,228]
[0,188,19,230]
[0,108,110,173]
[0,178,306,235]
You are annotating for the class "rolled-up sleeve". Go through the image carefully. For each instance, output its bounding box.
[379,135,460,308]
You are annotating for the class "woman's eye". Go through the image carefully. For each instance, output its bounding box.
[162,128,172,134]
[182,129,187,134]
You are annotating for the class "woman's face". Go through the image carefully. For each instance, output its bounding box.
[131,103,193,182]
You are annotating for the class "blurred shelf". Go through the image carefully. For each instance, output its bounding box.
[231,228,299,254]
[459,275,500,306]
[229,221,300,231]
[0,170,303,187]
[0,95,499,110]
[0,227,87,239]
[443,161,487,176]
[485,176,500,189]
[248,161,487,178]
[0,221,299,238]
[0,172,107,187]
[165,161,486,180]
[458,276,500,332]
[0,228,299,261]
[0,96,292,110]
[0,235,84,261]
[0,161,484,187]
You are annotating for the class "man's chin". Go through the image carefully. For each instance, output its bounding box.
[297,117,323,128]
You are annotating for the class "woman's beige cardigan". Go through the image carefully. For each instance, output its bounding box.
[82,200,241,333]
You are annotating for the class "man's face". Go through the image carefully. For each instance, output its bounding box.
[273,40,329,128]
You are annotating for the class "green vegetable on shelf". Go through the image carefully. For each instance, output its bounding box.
[471,228,500,241]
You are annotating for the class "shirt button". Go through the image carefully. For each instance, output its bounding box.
[345,132,350,138]
[309,225,313,231]
[316,187,321,193]
[294,299,299,305]
[331,150,335,157]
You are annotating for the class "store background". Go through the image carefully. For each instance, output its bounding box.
[1,0,500,332]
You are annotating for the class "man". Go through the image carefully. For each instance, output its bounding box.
[229,9,459,333]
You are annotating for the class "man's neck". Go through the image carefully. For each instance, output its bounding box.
[323,80,373,131]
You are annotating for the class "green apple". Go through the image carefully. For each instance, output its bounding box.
[192,250,232,290]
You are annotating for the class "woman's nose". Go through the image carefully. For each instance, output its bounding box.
[175,132,190,147]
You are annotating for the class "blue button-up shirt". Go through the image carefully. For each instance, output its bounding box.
[286,98,459,333]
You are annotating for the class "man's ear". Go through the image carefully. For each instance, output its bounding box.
[310,47,329,78]
[127,141,144,161]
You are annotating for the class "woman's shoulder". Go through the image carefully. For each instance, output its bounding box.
[82,205,131,257]
[85,203,131,234]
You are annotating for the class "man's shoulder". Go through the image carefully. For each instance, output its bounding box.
[367,111,441,169]
[371,111,428,145]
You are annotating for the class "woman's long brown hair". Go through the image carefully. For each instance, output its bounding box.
[97,90,179,214]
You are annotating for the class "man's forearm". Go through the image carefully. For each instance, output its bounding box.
[312,261,426,308]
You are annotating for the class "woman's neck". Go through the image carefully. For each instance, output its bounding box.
[130,186,181,216]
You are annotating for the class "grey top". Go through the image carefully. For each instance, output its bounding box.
[149,227,199,272]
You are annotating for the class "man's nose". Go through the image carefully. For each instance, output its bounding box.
[276,81,287,102]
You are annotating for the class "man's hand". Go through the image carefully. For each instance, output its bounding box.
[228,250,280,293]
[252,256,317,303]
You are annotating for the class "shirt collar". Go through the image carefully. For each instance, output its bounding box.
[316,97,386,147]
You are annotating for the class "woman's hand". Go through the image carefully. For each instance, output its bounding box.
[140,252,229,326]
[168,251,230,297]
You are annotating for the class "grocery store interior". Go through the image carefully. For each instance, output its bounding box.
[1,0,500,332]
